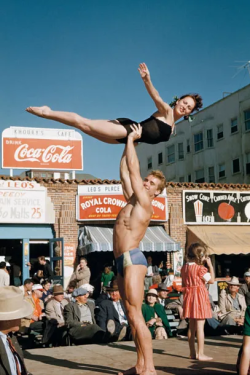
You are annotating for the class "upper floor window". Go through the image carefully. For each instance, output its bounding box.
[167,145,175,164]
[187,139,190,153]
[158,152,163,165]
[147,156,152,170]
[194,132,203,152]
[195,169,205,183]
[179,176,185,182]
[207,129,214,148]
[232,158,240,174]
[231,118,238,134]
[188,174,192,182]
[244,110,250,131]
[217,124,224,140]
[178,143,184,160]
[208,166,215,183]
[218,163,226,179]
[246,153,250,175]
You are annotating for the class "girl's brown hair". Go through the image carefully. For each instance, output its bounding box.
[185,242,208,265]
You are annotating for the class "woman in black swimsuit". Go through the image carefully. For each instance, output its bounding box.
[26,63,202,145]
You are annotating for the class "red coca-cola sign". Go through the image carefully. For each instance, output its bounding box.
[2,127,83,170]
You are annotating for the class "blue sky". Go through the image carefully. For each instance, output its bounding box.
[1,0,250,180]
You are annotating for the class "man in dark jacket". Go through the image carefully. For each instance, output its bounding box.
[37,256,54,282]
[95,279,128,341]
[64,287,110,344]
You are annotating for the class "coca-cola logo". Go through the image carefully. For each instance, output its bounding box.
[14,144,74,164]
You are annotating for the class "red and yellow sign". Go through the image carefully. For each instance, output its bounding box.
[64,243,76,266]
[78,194,167,221]
[2,138,83,170]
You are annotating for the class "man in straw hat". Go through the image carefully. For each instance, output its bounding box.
[113,125,166,375]
[0,286,33,375]
[218,276,247,326]
[239,269,250,306]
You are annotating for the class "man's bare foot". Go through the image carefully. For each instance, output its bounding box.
[26,106,51,118]
[197,354,213,361]
[118,365,144,375]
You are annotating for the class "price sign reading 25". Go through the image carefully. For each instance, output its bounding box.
[31,207,42,219]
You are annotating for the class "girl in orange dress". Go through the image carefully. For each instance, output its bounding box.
[181,243,215,361]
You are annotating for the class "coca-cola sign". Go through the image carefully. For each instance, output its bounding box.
[2,127,83,170]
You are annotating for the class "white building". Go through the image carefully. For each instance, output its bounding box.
[137,84,250,184]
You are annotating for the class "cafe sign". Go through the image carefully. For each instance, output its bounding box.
[0,180,55,223]
[77,185,168,221]
[2,127,83,170]
[183,190,250,225]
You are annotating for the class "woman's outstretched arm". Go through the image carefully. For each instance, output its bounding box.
[138,63,171,116]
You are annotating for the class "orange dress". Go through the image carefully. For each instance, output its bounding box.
[181,263,212,319]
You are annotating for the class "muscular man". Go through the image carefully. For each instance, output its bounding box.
[114,124,166,375]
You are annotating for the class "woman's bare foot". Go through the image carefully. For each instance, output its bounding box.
[26,106,51,118]
[197,354,213,361]
[118,366,144,375]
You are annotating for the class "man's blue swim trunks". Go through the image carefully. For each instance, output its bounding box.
[116,248,147,277]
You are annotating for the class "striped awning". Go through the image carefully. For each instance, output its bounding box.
[78,225,180,254]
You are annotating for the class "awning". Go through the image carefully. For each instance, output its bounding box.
[79,225,181,254]
[0,224,54,239]
[187,226,250,255]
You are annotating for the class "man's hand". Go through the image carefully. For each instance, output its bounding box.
[128,124,142,142]
[138,62,150,81]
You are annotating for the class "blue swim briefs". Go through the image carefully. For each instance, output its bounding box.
[116,248,147,277]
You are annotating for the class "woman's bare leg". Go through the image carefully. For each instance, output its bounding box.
[26,106,127,140]
[188,319,196,359]
[196,319,213,361]
[117,265,156,375]
[239,336,250,375]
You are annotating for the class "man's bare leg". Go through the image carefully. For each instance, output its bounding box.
[117,265,156,375]
[26,106,127,140]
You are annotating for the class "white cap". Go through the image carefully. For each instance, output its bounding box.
[32,284,43,291]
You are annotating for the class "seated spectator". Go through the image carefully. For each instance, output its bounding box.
[0,262,10,287]
[21,284,45,334]
[65,280,77,302]
[41,279,53,304]
[68,258,91,288]
[44,284,69,345]
[239,269,250,306]
[0,286,33,375]
[161,261,174,283]
[101,265,114,291]
[95,279,128,341]
[64,287,110,345]
[218,276,247,326]
[20,278,33,296]
[142,289,172,339]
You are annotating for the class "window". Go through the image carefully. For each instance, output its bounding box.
[195,169,205,183]
[178,143,184,160]
[167,145,175,163]
[245,110,250,131]
[246,153,250,175]
[232,158,240,174]
[179,176,184,182]
[41,173,47,178]
[147,156,152,170]
[207,129,214,148]
[188,174,192,182]
[187,139,190,153]
[194,132,203,152]
[219,164,226,179]
[208,166,215,183]
[217,124,224,140]
[158,152,163,165]
[231,118,238,134]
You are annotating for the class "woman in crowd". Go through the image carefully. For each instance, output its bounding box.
[41,279,52,304]
[181,243,214,361]
[142,289,172,340]
[26,63,202,145]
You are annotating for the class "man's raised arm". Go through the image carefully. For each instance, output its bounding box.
[126,125,150,207]
[120,146,133,201]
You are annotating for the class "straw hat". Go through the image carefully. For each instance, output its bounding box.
[227,276,242,286]
[146,289,158,297]
[244,269,250,277]
[0,286,33,321]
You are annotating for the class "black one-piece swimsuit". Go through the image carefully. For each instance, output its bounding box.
[116,116,172,144]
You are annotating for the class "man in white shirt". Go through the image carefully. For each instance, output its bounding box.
[0,262,10,287]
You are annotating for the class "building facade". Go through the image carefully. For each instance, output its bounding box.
[136,84,250,184]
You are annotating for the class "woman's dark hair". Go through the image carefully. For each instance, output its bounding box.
[170,93,203,119]
[41,279,50,286]
[185,242,208,265]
